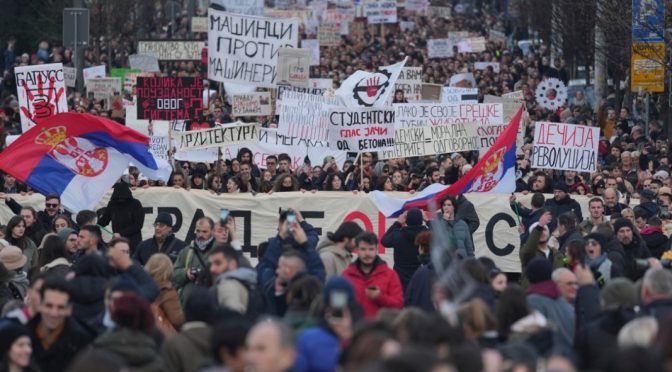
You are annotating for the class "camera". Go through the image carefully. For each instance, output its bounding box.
[189,267,203,278]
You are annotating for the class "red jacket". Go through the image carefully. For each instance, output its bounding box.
[342,258,403,319]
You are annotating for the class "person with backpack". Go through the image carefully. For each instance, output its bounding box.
[208,244,264,320]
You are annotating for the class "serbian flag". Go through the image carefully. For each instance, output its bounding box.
[373,106,524,217]
[0,113,169,212]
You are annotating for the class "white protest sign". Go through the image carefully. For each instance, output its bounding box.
[474,62,501,73]
[149,136,170,162]
[503,90,525,102]
[277,48,310,87]
[394,103,504,128]
[137,41,205,60]
[86,77,122,100]
[379,123,480,159]
[124,103,170,136]
[277,90,340,141]
[82,65,106,85]
[530,122,599,172]
[428,39,454,58]
[232,92,272,116]
[365,1,398,24]
[405,0,428,12]
[324,7,355,23]
[328,107,396,152]
[129,54,161,72]
[226,128,347,170]
[301,39,320,66]
[441,87,478,104]
[63,66,76,88]
[318,23,341,47]
[210,0,265,15]
[428,6,451,18]
[304,20,319,35]
[14,63,68,132]
[191,17,208,33]
[458,37,487,53]
[176,122,262,151]
[207,9,299,87]
[394,67,423,102]
[400,21,415,32]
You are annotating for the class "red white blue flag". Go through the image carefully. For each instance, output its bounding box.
[0,113,168,212]
[373,105,524,217]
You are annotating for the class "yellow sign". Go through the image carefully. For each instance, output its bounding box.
[631,42,665,93]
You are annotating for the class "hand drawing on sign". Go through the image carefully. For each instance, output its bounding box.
[535,78,567,111]
[20,75,65,125]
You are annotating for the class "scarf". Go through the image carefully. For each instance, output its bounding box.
[195,236,214,251]
[587,252,608,270]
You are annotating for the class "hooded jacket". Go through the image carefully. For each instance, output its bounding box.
[213,267,257,314]
[640,226,668,259]
[341,257,403,319]
[94,327,164,371]
[98,182,145,252]
[381,221,428,290]
[526,280,575,353]
[317,238,353,280]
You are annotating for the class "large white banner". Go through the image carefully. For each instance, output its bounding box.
[207,9,299,86]
[137,41,205,61]
[1,191,597,272]
[394,103,504,128]
[328,107,396,152]
[14,63,68,133]
[176,122,261,150]
[530,122,599,172]
[210,0,264,15]
[380,123,480,159]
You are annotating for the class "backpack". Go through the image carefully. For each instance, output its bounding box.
[227,277,267,322]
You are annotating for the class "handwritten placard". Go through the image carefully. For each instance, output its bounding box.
[232,92,272,116]
[530,122,599,172]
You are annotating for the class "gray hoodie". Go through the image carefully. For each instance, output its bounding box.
[316,238,353,280]
[213,267,257,314]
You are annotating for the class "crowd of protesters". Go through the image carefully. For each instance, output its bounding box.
[0,0,671,371]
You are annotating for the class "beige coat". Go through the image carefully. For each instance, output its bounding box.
[317,239,353,280]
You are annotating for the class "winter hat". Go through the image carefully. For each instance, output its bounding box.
[154,212,173,228]
[406,208,423,226]
[0,321,30,356]
[323,276,356,307]
[57,227,77,243]
[659,186,672,197]
[526,257,553,284]
[553,181,570,194]
[184,287,219,323]
[653,170,669,180]
[613,218,634,234]
[584,233,606,251]
[601,278,638,310]
[640,189,655,201]
[0,246,27,271]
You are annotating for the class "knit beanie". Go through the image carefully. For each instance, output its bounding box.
[57,227,77,243]
[323,276,356,307]
[406,208,423,226]
[613,218,634,234]
[0,321,30,357]
[584,233,607,251]
[526,257,553,284]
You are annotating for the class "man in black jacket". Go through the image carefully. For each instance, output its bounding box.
[98,182,145,255]
[133,212,186,265]
[545,182,582,232]
[612,218,652,281]
[381,208,428,291]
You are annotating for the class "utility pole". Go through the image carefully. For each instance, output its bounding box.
[594,0,608,106]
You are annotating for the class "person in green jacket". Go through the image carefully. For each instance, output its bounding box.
[520,211,565,288]
[173,217,216,305]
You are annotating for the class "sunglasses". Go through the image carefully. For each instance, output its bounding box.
[46,203,59,208]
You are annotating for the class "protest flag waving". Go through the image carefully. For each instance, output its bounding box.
[336,57,407,108]
[0,112,170,212]
[372,105,524,217]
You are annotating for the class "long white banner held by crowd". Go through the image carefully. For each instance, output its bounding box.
[530,122,599,172]
[380,123,479,159]
[176,122,261,150]
[14,63,68,133]
[226,128,347,170]
[394,103,504,128]
[208,9,299,86]
[328,107,396,152]
[277,90,340,141]
[3,191,598,272]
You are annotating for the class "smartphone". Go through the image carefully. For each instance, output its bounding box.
[220,208,229,224]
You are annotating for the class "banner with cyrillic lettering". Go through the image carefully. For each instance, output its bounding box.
[232,92,272,116]
[137,41,205,61]
[441,87,478,104]
[176,122,261,150]
[380,124,479,159]
[15,63,68,133]
[277,90,340,141]
[428,39,454,58]
[207,9,299,86]
[530,122,599,172]
[328,107,395,152]
[394,103,504,128]
[136,77,204,120]
[394,67,423,102]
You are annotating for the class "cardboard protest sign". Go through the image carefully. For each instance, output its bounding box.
[427,39,454,58]
[63,66,76,88]
[226,128,347,171]
[210,0,264,15]
[149,136,170,162]
[232,92,272,116]
[14,63,68,132]
[421,84,442,101]
[474,62,501,73]
[110,95,124,119]
[137,41,205,60]
[136,77,204,120]
[176,122,261,150]
[328,107,396,152]
[318,23,341,47]
[441,87,478,103]
[301,39,320,66]
[191,17,208,33]
[207,9,299,86]
[365,1,398,24]
[394,103,504,128]
[277,48,310,87]
[394,67,423,102]
[379,123,479,159]
[277,90,340,141]
[484,95,526,153]
[129,54,160,72]
[82,65,105,85]
[530,122,599,172]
